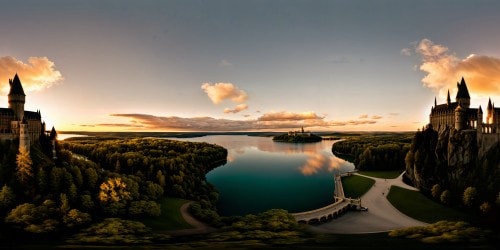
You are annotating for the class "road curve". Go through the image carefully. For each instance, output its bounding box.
[310,172,427,234]
[164,201,217,236]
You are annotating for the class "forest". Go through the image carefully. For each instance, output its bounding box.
[0,137,227,243]
[331,135,412,171]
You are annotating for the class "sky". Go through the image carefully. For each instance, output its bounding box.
[1,0,500,132]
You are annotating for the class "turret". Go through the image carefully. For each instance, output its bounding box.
[487,98,493,124]
[446,90,451,105]
[19,117,30,153]
[8,74,26,121]
[454,101,466,131]
[434,97,437,107]
[455,77,471,108]
[50,126,57,160]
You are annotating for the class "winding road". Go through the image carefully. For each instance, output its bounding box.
[310,172,427,234]
[165,201,217,236]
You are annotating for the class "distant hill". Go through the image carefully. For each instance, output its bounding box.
[272,133,322,143]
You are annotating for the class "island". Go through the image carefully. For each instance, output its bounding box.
[273,127,322,143]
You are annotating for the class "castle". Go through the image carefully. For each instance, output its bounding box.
[288,126,312,136]
[429,77,500,153]
[0,74,57,153]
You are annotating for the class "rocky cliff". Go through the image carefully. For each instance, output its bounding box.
[405,126,498,196]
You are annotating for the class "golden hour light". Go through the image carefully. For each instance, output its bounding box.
[0,0,498,248]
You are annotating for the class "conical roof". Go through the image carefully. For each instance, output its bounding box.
[8,74,26,96]
[456,77,470,99]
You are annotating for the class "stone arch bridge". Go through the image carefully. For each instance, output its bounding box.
[292,172,363,224]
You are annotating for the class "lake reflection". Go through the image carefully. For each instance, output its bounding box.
[169,135,355,216]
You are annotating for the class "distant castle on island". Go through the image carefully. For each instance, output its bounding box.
[429,77,499,152]
[288,126,312,136]
[0,74,57,154]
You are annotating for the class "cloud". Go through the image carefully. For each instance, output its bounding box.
[224,104,248,114]
[359,114,382,119]
[0,56,63,93]
[400,48,412,56]
[410,39,500,97]
[101,111,380,131]
[258,111,323,121]
[388,112,399,116]
[218,59,233,67]
[201,82,248,104]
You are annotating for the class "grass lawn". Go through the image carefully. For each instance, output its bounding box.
[387,186,471,223]
[341,175,375,198]
[139,197,193,231]
[358,170,403,179]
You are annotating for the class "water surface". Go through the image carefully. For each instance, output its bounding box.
[171,135,355,216]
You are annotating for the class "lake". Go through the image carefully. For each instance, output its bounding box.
[171,135,355,216]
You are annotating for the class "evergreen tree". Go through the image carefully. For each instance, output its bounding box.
[16,148,33,185]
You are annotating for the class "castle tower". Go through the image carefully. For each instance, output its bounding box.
[487,98,493,124]
[50,126,57,160]
[19,118,30,153]
[477,106,483,134]
[8,74,26,121]
[454,101,466,131]
[455,77,471,108]
[446,90,451,105]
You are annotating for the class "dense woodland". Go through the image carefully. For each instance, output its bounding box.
[0,137,227,242]
[331,135,412,171]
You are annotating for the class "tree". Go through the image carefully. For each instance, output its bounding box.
[69,183,78,203]
[99,178,131,203]
[144,181,163,200]
[431,184,442,199]
[37,167,48,192]
[16,148,33,185]
[84,168,98,189]
[63,209,91,228]
[80,194,94,211]
[479,202,491,214]
[463,186,477,207]
[440,190,451,205]
[0,185,15,210]
[60,193,70,213]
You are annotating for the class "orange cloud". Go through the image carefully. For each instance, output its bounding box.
[103,111,380,131]
[224,104,249,114]
[258,111,323,121]
[0,56,63,94]
[410,39,500,97]
[359,114,368,119]
[201,82,248,104]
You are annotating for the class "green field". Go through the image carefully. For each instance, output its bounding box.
[341,175,375,198]
[358,170,403,179]
[387,186,471,223]
[139,197,193,231]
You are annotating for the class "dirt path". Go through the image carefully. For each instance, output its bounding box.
[165,201,217,236]
[310,172,427,234]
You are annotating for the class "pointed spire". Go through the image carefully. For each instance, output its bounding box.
[50,126,57,137]
[434,97,437,107]
[446,90,451,105]
[8,73,26,96]
[488,98,492,110]
[456,77,471,99]
[478,105,483,114]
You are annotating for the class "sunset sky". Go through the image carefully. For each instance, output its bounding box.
[1,0,500,132]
